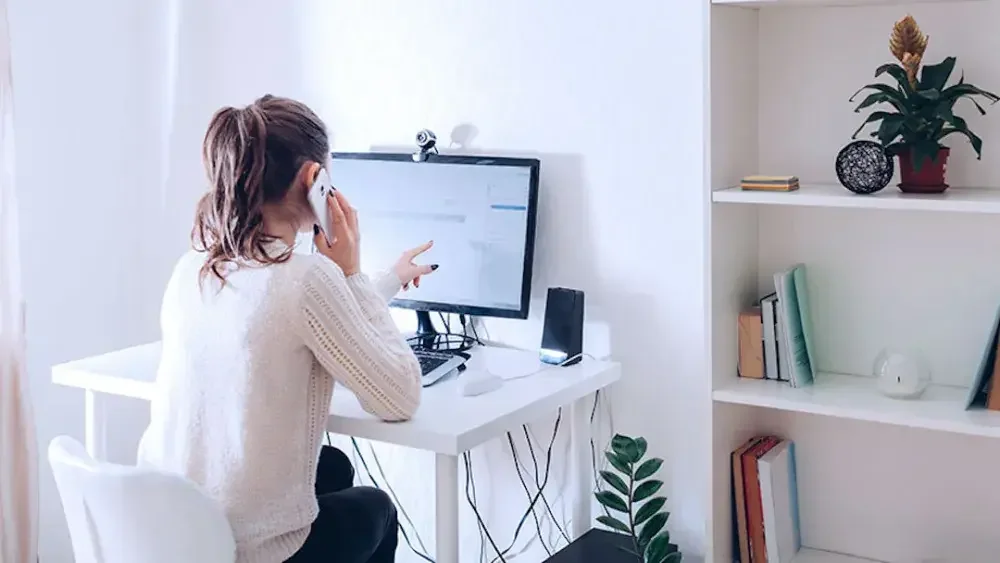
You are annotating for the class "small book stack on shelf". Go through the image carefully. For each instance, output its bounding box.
[739,175,800,192]
[737,264,817,387]
[732,436,801,563]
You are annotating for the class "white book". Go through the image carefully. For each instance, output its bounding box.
[758,440,801,563]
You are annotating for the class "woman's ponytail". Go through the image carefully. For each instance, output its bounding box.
[192,95,327,287]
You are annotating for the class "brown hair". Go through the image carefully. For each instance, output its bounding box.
[192,94,328,286]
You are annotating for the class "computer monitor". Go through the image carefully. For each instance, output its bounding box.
[329,152,540,328]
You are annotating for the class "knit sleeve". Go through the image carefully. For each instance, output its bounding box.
[296,257,422,422]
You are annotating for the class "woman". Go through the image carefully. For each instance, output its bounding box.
[137,95,433,563]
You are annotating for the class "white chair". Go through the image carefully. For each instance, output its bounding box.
[48,436,236,563]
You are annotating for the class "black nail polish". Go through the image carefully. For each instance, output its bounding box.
[430,264,439,271]
[313,224,319,235]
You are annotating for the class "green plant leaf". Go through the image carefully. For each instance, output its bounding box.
[850,83,905,104]
[605,451,631,475]
[939,126,984,159]
[595,490,629,513]
[875,63,912,93]
[875,115,905,146]
[611,434,640,464]
[633,479,663,502]
[851,110,897,139]
[664,552,683,563]
[643,531,671,563]
[919,57,956,91]
[942,83,1000,105]
[666,543,679,554]
[596,514,631,534]
[635,437,648,460]
[916,88,940,101]
[635,496,667,525]
[853,91,906,114]
[600,470,630,496]
[635,458,664,481]
[639,513,668,548]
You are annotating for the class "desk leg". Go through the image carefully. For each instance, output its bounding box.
[435,453,459,563]
[570,396,592,540]
[84,390,107,460]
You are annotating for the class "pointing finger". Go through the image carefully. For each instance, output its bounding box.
[404,240,433,260]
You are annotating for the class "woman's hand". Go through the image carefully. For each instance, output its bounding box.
[394,241,438,290]
[313,190,360,277]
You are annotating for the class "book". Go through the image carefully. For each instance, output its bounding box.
[741,175,800,192]
[760,294,780,380]
[966,303,1000,409]
[759,440,801,563]
[732,437,764,563]
[742,436,780,563]
[738,308,765,379]
[773,264,816,388]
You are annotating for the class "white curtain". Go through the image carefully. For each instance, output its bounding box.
[0,0,37,560]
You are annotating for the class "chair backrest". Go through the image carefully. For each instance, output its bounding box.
[48,436,236,563]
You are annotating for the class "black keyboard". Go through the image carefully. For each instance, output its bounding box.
[413,349,457,375]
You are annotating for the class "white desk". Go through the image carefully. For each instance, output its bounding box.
[52,342,620,563]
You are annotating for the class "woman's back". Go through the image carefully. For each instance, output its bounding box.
[139,246,328,559]
[139,95,431,563]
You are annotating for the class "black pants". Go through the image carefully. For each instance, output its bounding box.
[285,446,399,563]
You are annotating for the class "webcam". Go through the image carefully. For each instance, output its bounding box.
[412,129,439,162]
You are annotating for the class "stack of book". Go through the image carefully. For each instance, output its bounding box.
[732,436,801,563]
[737,264,817,388]
[740,175,800,192]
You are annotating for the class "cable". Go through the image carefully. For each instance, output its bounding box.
[467,451,487,563]
[464,452,507,563]
[522,425,571,544]
[489,408,562,563]
[507,432,551,556]
[349,438,435,563]
[365,440,430,555]
[496,352,596,382]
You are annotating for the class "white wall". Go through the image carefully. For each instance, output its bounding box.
[12,1,710,560]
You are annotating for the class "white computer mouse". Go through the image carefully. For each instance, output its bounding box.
[459,372,504,397]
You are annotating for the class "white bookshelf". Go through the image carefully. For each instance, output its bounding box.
[708,0,1000,561]
[713,184,1000,214]
[711,0,985,7]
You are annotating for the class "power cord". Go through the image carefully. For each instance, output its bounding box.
[521,425,571,544]
[489,408,562,563]
[346,437,435,563]
[365,440,431,555]
[464,452,508,562]
[507,432,550,557]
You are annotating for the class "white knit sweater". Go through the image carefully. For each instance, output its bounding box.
[137,242,422,563]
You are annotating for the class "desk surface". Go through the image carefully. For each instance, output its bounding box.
[52,342,621,455]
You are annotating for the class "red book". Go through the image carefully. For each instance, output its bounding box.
[742,436,780,562]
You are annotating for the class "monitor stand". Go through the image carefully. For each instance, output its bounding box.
[414,311,439,350]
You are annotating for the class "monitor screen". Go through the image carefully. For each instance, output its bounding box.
[329,153,539,319]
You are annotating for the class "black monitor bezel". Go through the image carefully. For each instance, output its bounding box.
[329,151,540,320]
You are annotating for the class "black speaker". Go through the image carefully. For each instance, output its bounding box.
[540,287,585,365]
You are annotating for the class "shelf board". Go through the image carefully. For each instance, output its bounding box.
[792,549,881,563]
[713,372,1000,439]
[712,0,983,7]
[712,184,1000,214]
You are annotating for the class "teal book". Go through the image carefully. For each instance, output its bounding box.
[773,264,815,388]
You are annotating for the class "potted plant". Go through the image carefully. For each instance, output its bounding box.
[849,15,999,193]
[594,434,682,563]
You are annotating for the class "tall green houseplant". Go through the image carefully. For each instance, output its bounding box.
[595,434,681,563]
[850,15,998,193]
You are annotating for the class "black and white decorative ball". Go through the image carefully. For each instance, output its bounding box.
[835,140,894,195]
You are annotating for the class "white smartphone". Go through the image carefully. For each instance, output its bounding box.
[308,167,334,245]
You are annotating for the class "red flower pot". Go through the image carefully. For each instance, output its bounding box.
[897,147,950,194]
